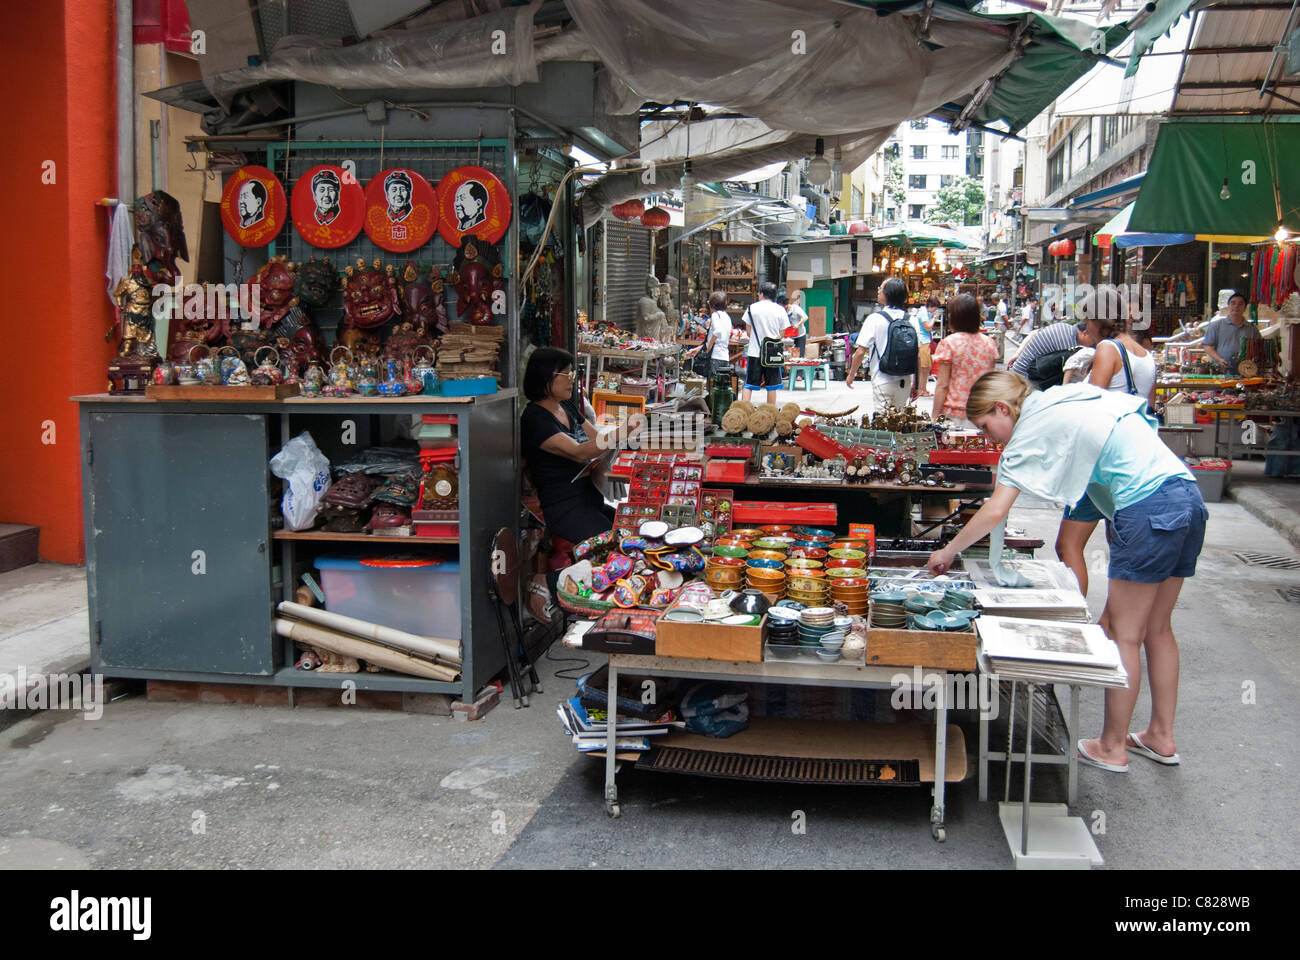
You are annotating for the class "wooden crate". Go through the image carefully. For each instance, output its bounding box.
[864,627,977,672]
[145,383,300,400]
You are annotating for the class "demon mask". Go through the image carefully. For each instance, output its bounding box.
[450,239,505,327]
[132,190,188,285]
[294,256,339,309]
[250,256,299,329]
[342,258,400,330]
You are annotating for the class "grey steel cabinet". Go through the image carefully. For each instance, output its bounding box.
[77,392,520,703]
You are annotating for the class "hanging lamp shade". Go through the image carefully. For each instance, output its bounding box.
[640,206,670,229]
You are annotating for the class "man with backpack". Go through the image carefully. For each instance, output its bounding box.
[1009,319,1098,388]
[739,281,788,404]
[845,277,919,410]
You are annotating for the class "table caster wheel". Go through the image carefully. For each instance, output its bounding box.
[607,802,621,819]
[931,824,946,842]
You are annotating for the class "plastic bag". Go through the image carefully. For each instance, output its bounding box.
[270,432,331,531]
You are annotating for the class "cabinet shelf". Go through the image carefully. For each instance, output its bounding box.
[273,530,459,544]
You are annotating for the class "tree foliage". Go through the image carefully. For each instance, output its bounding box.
[924,175,985,227]
[884,156,906,214]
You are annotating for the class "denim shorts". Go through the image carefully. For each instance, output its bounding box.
[1063,491,1104,524]
[1107,477,1208,583]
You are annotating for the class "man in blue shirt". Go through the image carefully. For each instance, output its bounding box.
[1202,291,1260,375]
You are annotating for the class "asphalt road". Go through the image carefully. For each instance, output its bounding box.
[1,494,1296,869]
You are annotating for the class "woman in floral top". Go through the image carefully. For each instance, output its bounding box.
[930,294,1000,427]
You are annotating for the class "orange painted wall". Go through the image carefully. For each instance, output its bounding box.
[0,2,117,563]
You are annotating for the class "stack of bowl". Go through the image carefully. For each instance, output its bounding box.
[764,607,801,660]
[760,524,793,536]
[705,555,746,593]
[798,607,840,660]
[829,539,867,553]
[903,594,941,630]
[869,589,908,629]
[786,574,831,606]
[787,544,828,562]
[828,576,869,616]
[939,588,975,613]
[746,563,786,603]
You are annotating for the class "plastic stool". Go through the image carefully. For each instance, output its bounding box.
[787,365,817,390]
[814,362,831,389]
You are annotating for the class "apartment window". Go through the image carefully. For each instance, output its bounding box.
[908,204,925,220]
[1098,115,1120,155]
[940,174,954,188]
[910,118,929,130]
[967,155,983,178]
[909,174,927,189]
[1048,145,1066,193]
[911,145,928,160]
[941,145,960,160]
[1075,125,1092,169]
[886,207,897,221]
[852,186,864,219]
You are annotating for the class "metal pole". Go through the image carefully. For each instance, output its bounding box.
[1021,682,1035,856]
[116,0,134,201]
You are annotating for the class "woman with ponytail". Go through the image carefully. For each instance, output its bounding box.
[927,370,1207,773]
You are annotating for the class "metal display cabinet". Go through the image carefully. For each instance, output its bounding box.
[77,392,520,703]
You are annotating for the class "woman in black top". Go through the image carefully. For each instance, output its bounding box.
[520,347,615,545]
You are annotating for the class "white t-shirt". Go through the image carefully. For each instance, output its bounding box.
[743,299,788,358]
[706,311,733,362]
[854,306,917,385]
[1018,304,1034,334]
[787,302,808,335]
[996,300,1008,319]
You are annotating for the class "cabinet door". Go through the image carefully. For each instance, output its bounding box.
[88,411,276,675]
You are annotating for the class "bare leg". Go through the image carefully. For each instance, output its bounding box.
[1081,577,1161,766]
[1055,518,1099,596]
[1133,576,1184,757]
[766,389,779,405]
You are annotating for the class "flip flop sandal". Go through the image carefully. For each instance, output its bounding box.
[1126,732,1180,766]
[1077,739,1129,773]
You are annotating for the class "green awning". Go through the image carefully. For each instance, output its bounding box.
[872,224,970,249]
[1129,119,1300,239]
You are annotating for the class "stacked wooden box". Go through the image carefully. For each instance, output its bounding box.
[438,323,504,381]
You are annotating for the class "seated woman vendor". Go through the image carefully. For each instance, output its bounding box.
[521,347,616,548]
[928,371,1207,774]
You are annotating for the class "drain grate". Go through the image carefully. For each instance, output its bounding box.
[1277,587,1300,605]
[638,748,920,785]
[1235,552,1300,571]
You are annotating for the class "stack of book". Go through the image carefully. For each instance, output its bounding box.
[972,587,1091,622]
[976,616,1128,688]
[555,697,680,756]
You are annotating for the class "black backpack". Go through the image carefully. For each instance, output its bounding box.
[877,309,919,376]
[1025,346,1081,389]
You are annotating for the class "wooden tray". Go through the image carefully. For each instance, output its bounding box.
[145,383,300,400]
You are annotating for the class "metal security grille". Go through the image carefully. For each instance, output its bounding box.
[602,220,652,330]
[638,747,921,785]
[1235,552,1300,571]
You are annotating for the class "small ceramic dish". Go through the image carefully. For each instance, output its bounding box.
[713,544,748,558]
[786,558,824,570]
[826,567,867,579]
[760,524,793,534]
[788,547,828,560]
[815,648,841,662]
[828,548,867,561]
[746,558,785,571]
[747,549,788,563]
[795,527,836,539]
[730,528,764,539]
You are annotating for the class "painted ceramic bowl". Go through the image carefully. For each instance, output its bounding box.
[786,558,823,571]
[826,567,867,579]
[828,548,867,561]
[830,540,867,552]
[746,558,785,571]
[746,565,786,584]
[795,527,837,540]
[747,549,788,563]
[788,546,828,561]
[730,528,764,540]
[828,577,869,589]
[760,524,793,535]
[713,544,749,558]
[706,555,746,569]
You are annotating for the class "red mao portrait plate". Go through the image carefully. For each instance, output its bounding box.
[363,167,438,253]
[435,165,511,246]
[220,166,287,248]
[291,164,365,249]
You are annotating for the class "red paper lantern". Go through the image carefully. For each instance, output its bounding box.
[640,205,670,229]
[1063,238,1076,256]
[612,198,646,221]
[1048,241,1057,256]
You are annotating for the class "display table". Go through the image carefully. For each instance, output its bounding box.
[1206,406,1300,461]
[601,653,967,840]
[74,391,518,703]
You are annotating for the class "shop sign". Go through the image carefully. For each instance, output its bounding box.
[220,166,287,248]
[362,167,438,252]
[291,164,365,248]
[434,165,512,246]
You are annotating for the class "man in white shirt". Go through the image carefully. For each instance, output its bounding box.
[844,276,916,411]
[740,281,788,403]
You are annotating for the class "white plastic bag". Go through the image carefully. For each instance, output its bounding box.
[270,432,331,531]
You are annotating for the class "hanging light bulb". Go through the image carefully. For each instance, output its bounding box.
[807,137,832,187]
[1220,179,1231,201]
[1275,223,1288,243]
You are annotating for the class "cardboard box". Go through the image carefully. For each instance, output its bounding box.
[656,608,764,663]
